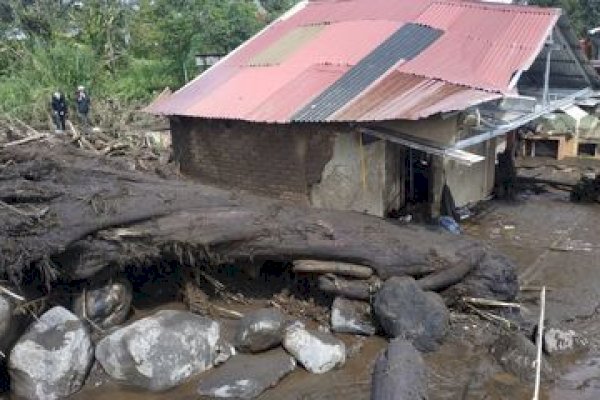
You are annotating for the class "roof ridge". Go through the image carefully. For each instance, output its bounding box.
[429,0,561,15]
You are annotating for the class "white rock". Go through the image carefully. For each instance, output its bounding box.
[9,306,93,400]
[544,327,586,354]
[283,323,345,374]
[96,310,222,391]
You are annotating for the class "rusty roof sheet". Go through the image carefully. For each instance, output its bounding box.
[332,71,502,121]
[150,0,568,123]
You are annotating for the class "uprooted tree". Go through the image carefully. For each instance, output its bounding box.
[0,142,518,302]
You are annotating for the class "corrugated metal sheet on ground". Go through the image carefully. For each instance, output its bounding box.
[293,23,443,122]
[332,71,502,121]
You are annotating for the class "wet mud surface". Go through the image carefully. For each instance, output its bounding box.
[63,191,600,400]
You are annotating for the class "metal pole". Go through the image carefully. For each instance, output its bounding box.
[532,286,546,400]
[543,36,553,106]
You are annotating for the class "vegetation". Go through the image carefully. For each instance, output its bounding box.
[0,0,597,125]
[0,0,296,124]
[530,0,600,36]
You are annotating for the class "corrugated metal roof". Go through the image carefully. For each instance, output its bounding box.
[405,0,560,91]
[149,0,585,123]
[293,23,443,122]
[331,71,502,121]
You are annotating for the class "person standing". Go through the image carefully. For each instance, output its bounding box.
[51,91,67,133]
[75,85,91,130]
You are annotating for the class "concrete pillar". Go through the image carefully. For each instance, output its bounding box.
[429,155,444,221]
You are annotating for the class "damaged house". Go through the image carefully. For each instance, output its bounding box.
[148,0,600,218]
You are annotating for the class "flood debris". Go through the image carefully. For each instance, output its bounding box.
[371,339,428,400]
[571,172,600,203]
[293,260,374,279]
[0,295,12,342]
[543,327,587,355]
[373,277,449,352]
[491,333,554,383]
[197,349,296,399]
[95,310,222,391]
[283,322,346,374]
[234,308,286,353]
[72,278,132,330]
[0,142,525,398]
[9,307,94,400]
[330,297,376,336]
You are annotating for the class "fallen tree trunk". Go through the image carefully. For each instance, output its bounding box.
[0,143,518,301]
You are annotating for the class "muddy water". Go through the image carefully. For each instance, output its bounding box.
[72,193,600,400]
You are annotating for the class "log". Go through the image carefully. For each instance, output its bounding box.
[317,274,380,301]
[0,133,48,148]
[293,260,373,279]
[0,142,518,303]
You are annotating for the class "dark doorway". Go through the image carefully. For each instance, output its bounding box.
[578,143,597,157]
[406,148,430,203]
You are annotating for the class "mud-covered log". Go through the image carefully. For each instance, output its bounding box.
[317,274,380,300]
[293,260,373,279]
[0,143,518,302]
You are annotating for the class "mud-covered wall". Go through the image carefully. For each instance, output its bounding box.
[170,118,403,216]
[310,132,403,217]
[170,118,336,202]
[444,139,497,207]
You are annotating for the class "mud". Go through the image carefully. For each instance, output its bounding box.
[66,189,600,400]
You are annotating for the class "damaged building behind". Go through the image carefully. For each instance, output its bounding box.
[148,0,600,218]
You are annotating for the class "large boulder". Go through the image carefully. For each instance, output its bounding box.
[371,339,428,400]
[72,278,132,329]
[330,297,376,336]
[198,348,296,399]
[96,310,222,391]
[9,306,94,400]
[234,308,285,353]
[492,333,553,382]
[283,323,345,374]
[373,277,449,352]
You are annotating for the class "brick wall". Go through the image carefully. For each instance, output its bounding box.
[170,118,336,202]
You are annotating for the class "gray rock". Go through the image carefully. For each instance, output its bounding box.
[543,327,586,355]
[235,308,285,353]
[331,297,376,336]
[373,277,449,352]
[0,296,12,342]
[198,348,296,399]
[9,306,94,400]
[371,339,428,400]
[72,278,132,329]
[96,310,221,391]
[283,322,345,374]
[492,333,553,382]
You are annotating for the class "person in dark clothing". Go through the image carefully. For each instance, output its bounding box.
[75,85,91,129]
[51,91,67,132]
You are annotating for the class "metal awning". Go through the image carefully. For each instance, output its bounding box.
[452,87,593,150]
[361,127,485,166]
